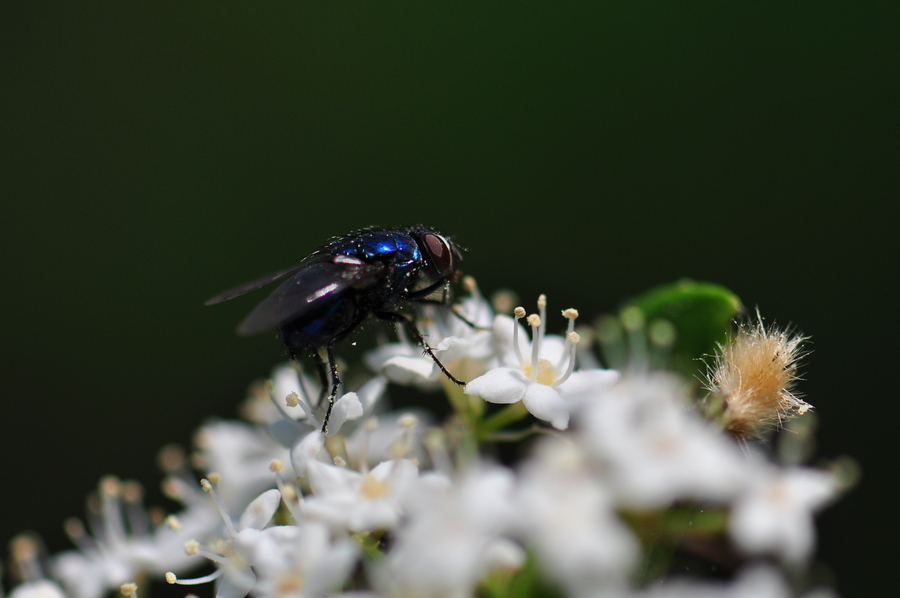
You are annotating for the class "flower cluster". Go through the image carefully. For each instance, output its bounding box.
[4,280,851,598]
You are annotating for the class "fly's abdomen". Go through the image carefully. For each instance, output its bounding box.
[279,293,359,354]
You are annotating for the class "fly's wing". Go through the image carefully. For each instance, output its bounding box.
[236,256,385,335]
[205,262,314,305]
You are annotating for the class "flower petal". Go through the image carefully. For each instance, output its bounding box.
[238,488,282,531]
[356,375,388,414]
[522,384,569,430]
[381,355,438,384]
[557,369,619,399]
[307,460,359,495]
[464,367,527,404]
[216,567,256,598]
[326,392,364,436]
[9,581,68,598]
[290,431,325,477]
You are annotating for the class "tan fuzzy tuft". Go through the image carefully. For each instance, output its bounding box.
[706,314,810,438]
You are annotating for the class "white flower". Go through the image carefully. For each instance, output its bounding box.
[289,431,327,478]
[9,534,71,598]
[364,341,441,389]
[343,411,431,469]
[270,364,325,422]
[577,373,750,508]
[465,299,618,430]
[196,421,296,512]
[249,523,358,598]
[167,485,282,598]
[364,277,497,386]
[263,365,382,448]
[516,438,639,597]
[51,477,214,598]
[373,464,524,598]
[729,466,838,564]
[304,459,419,532]
[9,581,69,598]
[641,565,793,598]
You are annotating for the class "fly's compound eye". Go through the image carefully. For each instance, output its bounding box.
[422,233,453,275]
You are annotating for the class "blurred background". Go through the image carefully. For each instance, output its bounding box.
[1,2,896,595]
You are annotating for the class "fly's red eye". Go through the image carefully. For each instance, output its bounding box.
[423,233,453,274]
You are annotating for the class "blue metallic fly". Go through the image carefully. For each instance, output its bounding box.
[206,226,466,433]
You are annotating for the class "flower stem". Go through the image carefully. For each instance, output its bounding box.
[444,378,483,426]
[477,402,529,438]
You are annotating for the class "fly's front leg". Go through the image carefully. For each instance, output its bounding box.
[376,311,466,387]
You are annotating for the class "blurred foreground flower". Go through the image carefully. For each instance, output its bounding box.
[3,281,853,598]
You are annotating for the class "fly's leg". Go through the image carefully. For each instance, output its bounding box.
[376,311,466,387]
[320,346,341,434]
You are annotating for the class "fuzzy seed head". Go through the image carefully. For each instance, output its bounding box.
[707,317,810,438]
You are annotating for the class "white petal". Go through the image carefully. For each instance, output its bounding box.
[522,384,569,429]
[557,369,619,397]
[435,336,464,351]
[381,355,438,384]
[10,581,68,598]
[304,538,360,593]
[290,431,325,477]
[370,458,418,485]
[326,393,364,436]
[356,375,388,414]
[363,343,416,372]
[238,488,282,531]
[464,368,527,404]
[492,315,531,367]
[483,538,526,571]
[52,553,106,598]
[537,335,567,365]
[308,460,359,495]
[216,567,256,598]
[348,501,400,532]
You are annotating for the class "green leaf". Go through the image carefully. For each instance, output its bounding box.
[622,280,742,380]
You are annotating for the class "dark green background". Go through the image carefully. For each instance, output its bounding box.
[2,3,896,595]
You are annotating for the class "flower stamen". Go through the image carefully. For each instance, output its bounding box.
[166,569,224,586]
[553,332,581,388]
[527,314,542,382]
[537,294,547,339]
[512,307,527,368]
[200,477,237,538]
